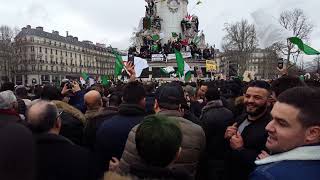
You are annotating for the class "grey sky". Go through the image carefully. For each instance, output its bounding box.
[0,0,319,62]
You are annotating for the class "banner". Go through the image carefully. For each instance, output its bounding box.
[167,52,192,60]
[206,60,217,72]
[151,54,165,62]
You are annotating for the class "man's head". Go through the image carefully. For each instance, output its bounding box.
[205,85,220,102]
[271,75,306,99]
[122,81,146,108]
[135,115,182,167]
[155,83,184,111]
[0,90,17,110]
[197,84,208,99]
[15,85,28,99]
[244,80,271,118]
[266,87,320,153]
[84,90,102,110]
[108,92,122,107]
[0,82,15,92]
[27,101,61,134]
[41,85,62,101]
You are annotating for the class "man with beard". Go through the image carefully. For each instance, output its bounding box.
[224,80,272,180]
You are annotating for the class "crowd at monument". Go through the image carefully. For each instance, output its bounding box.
[1,66,320,180]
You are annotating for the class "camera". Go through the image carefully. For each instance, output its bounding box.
[66,81,73,89]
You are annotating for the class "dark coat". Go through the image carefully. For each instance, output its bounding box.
[34,133,91,180]
[226,111,271,180]
[0,122,35,180]
[199,100,234,180]
[83,106,118,150]
[94,103,145,179]
[53,100,85,145]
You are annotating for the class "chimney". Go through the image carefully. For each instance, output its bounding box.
[36,26,43,31]
[66,31,69,37]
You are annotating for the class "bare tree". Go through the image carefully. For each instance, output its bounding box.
[0,25,20,83]
[222,19,258,76]
[278,8,313,64]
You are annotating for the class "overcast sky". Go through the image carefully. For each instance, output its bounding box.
[0,0,319,61]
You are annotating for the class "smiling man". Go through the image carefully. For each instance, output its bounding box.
[224,80,272,180]
[250,87,320,180]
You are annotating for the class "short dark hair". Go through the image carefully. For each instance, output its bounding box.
[109,92,122,107]
[271,76,306,97]
[155,83,184,110]
[41,85,62,101]
[122,81,146,104]
[245,80,271,94]
[27,101,59,133]
[135,115,182,167]
[0,82,15,92]
[278,87,320,128]
[205,85,220,101]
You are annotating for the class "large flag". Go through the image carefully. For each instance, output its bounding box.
[112,49,124,77]
[79,77,86,85]
[174,49,192,81]
[101,75,109,86]
[121,56,149,77]
[81,72,89,81]
[288,37,320,55]
[174,49,185,77]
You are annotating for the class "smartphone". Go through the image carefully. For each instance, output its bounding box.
[128,54,134,64]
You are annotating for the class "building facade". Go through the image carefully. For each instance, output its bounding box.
[13,25,115,85]
[220,49,278,80]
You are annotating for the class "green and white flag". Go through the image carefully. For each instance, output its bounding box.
[288,37,320,55]
[174,49,192,81]
[161,66,175,74]
[101,75,109,86]
[112,48,124,77]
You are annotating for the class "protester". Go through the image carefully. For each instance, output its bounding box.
[118,83,206,179]
[0,90,21,123]
[251,87,320,180]
[224,80,272,180]
[200,84,234,180]
[27,100,91,180]
[94,81,146,178]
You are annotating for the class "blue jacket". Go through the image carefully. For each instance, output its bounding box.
[93,103,145,179]
[250,146,320,180]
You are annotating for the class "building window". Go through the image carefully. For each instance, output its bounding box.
[65,52,67,57]
[56,50,58,55]
[60,51,62,56]
[31,46,35,52]
[70,53,72,58]
[39,47,42,53]
[40,65,42,71]
[32,66,35,71]
[54,42,56,46]
[45,48,47,54]
[51,66,54,72]
[50,49,53,54]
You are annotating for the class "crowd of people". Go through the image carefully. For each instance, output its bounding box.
[0,71,320,180]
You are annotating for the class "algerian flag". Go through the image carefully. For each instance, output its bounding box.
[112,49,124,77]
[122,56,149,77]
[101,75,109,86]
[174,49,192,81]
[184,62,192,81]
[161,66,175,74]
[79,77,86,85]
[174,49,185,77]
[81,72,89,81]
[288,37,320,55]
[192,35,201,45]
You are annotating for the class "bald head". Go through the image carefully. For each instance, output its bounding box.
[84,90,102,110]
[27,100,60,133]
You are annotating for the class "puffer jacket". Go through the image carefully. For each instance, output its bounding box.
[52,100,86,145]
[118,110,206,179]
